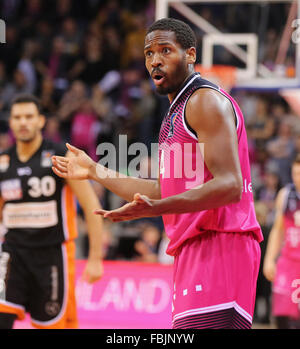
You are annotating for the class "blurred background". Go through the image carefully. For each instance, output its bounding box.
[0,0,300,329]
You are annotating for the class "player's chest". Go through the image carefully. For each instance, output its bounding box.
[1,158,58,202]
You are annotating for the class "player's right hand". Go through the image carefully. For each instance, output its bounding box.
[51,143,94,180]
[263,258,276,282]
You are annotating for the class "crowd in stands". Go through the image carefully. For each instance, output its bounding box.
[0,0,299,325]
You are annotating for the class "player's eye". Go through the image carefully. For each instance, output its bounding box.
[145,50,153,58]
[162,47,170,54]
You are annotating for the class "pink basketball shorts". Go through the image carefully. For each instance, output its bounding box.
[272,256,300,319]
[172,231,261,329]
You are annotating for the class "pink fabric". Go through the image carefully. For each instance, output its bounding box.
[272,256,300,319]
[281,190,300,261]
[172,231,261,326]
[159,84,263,256]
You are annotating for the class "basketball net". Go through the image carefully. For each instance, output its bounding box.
[195,64,237,92]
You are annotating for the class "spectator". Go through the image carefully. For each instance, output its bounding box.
[135,79,158,149]
[247,97,275,148]
[266,121,295,185]
[60,17,82,57]
[121,12,147,69]
[17,39,38,94]
[69,35,112,85]
[36,36,72,94]
[134,223,161,263]
[43,116,62,144]
[70,98,101,161]
[0,69,31,111]
[102,26,122,71]
[256,171,281,227]
[38,75,58,115]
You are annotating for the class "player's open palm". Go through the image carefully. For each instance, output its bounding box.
[52,143,93,180]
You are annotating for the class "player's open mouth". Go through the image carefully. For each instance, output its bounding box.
[153,74,166,86]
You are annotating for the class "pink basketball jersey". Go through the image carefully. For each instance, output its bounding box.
[281,184,300,261]
[158,73,263,256]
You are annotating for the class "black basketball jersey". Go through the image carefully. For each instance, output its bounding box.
[0,139,78,247]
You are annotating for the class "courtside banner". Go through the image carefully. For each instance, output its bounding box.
[14,261,173,329]
[76,261,173,329]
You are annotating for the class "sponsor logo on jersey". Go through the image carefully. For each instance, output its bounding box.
[0,155,9,172]
[0,179,22,201]
[167,113,178,138]
[45,301,60,316]
[17,166,32,176]
[3,200,58,228]
[41,150,54,167]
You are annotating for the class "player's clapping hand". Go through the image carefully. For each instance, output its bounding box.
[94,193,157,222]
[52,143,94,180]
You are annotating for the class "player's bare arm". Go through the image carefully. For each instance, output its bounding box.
[52,143,161,201]
[95,88,243,222]
[65,151,104,284]
[263,187,286,282]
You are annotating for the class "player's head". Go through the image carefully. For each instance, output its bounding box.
[144,18,197,96]
[9,94,45,143]
[292,153,300,190]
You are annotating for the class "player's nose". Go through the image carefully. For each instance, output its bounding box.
[151,52,163,67]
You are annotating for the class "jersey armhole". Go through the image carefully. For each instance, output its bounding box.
[183,87,239,141]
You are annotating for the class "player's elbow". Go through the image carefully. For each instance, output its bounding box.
[221,173,242,204]
[229,175,243,203]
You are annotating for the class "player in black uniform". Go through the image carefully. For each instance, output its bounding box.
[0,94,103,329]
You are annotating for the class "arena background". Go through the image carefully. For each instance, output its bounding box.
[0,0,300,329]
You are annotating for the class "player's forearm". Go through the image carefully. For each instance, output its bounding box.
[264,227,284,263]
[153,174,242,215]
[89,162,161,202]
[83,205,103,260]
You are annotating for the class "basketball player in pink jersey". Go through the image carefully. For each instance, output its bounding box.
[52,18,263,329]
[263,154,300,329]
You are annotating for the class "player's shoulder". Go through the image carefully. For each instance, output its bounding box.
[186,86,234,131]
[189,85,229,109]
[276,185,293,210]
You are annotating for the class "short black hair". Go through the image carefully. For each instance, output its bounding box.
[146,18,197,49]
[10,93,42,114]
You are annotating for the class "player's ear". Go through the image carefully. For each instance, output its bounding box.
[39,114,46,129]
[186,47,196,65]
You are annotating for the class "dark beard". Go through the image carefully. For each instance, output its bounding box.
[155,59,188,96]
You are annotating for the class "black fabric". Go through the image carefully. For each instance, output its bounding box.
[0,241,65,323]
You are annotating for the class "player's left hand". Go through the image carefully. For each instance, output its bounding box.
[94,193,158,222]
[82,258,104,284]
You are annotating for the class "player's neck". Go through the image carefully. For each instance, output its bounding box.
[16,134,43,163]
[168,67,195,103]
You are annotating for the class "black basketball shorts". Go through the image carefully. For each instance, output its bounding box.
[0,240,77,328]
